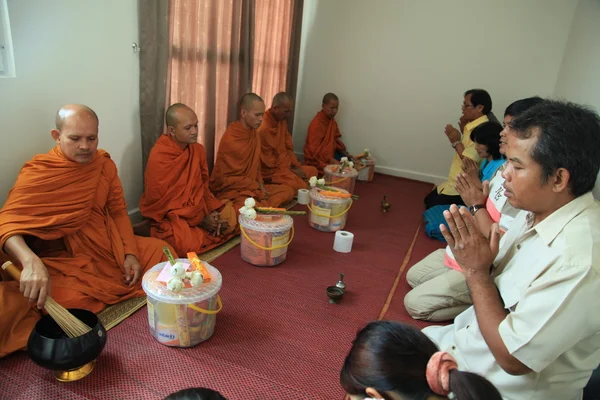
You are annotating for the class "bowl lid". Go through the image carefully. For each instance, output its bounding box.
[238,214,293,232]
[308,187,352,204]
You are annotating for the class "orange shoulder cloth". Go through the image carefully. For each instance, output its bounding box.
[0,147,110,248]
[140,135,222,225]
[303,111,341,170]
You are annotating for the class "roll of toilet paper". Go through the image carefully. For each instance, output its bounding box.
[333,230,354,253]
[297,189,310,205]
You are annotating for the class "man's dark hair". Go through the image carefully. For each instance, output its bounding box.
[465,89,492,115]
[504,97,544,118]
[510,99,600,197]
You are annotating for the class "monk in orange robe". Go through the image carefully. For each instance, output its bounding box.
[0,104,172,358]
[140,104,237,256]
[258,92,319,191]
[210,93,295,211]
[303,92,350,175]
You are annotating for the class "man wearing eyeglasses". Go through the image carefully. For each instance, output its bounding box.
[424,89,493,210]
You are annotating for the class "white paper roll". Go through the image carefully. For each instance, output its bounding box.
[297,188,310,205]
[333,230,354,253]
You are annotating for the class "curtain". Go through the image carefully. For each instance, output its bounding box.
[138,0,170,171]
[168,0,304,167]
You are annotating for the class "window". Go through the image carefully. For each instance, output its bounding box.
[0,0,16,78]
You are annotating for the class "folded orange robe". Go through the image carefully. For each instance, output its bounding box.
[258,109,318,191]
[210,121,295,210]
[0,147,172,358]
[140,135,238,255]
[303,111,346,175]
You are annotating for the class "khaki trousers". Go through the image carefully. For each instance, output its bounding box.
[404,249,472,321]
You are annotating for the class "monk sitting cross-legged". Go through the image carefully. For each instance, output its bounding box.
[0,104,173,358]
[140,103,238,256]
[209,93,295,211]
[258,92,318,191]
[303,92,350,175]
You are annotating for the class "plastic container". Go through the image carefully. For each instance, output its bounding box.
[307,188,352,232]
[239,214,294,266]
[357,156,376,182]
[142,259,223,348]
[324,164,358,194]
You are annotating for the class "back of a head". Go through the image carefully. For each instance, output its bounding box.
[504,96,544,118]
[470,121,504,159]
[340,321,502,400]
[510,99,600,197]
[164,388,227,400]
[465,89,492,115]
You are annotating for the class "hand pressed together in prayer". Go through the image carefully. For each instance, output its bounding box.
[440,205,500,280]
[444,124,462,143]
[455,173,488,207]
[200,211,229,236]
[461,157,480,183]
[123,254,142,286]
[20,254,51,309]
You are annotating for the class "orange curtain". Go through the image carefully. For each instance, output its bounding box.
[166,0,302,168]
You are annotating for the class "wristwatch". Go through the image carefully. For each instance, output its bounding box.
[469,204,486,215]
[451,141,461,149]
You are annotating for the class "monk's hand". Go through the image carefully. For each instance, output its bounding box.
[123,254,141,286]
[20,255,51,309]
[291,166,306,179]
[445,124,461,143]
[200,212,220,234]
[440,205,500,279]
[455,173,487,207]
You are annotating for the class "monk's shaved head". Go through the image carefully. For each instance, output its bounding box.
[55,104,98,131]
[322,93,339,105]
[165,103,194,128]
[240,92,264,111]
[272,92,293,107]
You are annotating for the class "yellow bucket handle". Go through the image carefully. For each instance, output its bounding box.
[240,225,295,251]
[188,294,223,314]
[307,199,353,219]
[326,176,350,185]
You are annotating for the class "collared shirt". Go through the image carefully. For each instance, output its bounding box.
[437,115,488,196]
[424,192,600,400]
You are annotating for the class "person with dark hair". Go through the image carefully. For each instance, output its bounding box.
[303,92,350,175]
[470,122,504,182]
[164,387,227,400]
[405,97,542,322]
[424,89,493,210]
[429,99,600,399]
[341,321,502,400]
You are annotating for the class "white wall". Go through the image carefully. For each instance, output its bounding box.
[294,0,577,183]
[0,0,142,209]
[553,0,600,198]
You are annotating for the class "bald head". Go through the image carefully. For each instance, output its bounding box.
[271,92,294,122]
[240,93,265,130]
[322,93,339,105]
[272,92,292,107]
[321,93,339,119]
[52,104,99,164]
[55,104,99,131]
[165,103,199,148]
[165,103,194,128]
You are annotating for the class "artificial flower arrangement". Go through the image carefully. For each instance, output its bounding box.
[337,156,355,173]
[238,197,306,220]
[309,176,359,200]
[162,247,208,292]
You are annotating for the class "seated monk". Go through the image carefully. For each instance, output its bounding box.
[258,92,318,191]
[0,104,173,358]
[140,103,238,255]
[210,93,295,211]
[303,92,350,175]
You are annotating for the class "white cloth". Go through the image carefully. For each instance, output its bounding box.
[424,193,600,400]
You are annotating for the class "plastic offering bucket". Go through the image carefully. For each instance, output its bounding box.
[239,214,294,266]
[357,156,376,182]
[142,259,223,347]
[307,188,352,232]
[324,164,358,193]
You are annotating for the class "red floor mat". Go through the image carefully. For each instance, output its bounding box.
[0,174,433,400]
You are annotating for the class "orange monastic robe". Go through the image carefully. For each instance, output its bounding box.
[210,121,295,211]
[304,111,346,175]
[258,109,318,191]
[140,135,237,255]
[0,147,172,358]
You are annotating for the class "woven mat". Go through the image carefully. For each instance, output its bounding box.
[98,200,298,330]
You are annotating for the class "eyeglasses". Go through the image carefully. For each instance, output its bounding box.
[462,104,474,109]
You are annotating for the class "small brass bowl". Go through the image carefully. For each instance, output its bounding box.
[327,286,344,304]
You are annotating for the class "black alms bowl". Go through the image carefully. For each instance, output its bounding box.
[27,309,107,371]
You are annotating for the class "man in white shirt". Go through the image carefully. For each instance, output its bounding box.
[424,99,600,400]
